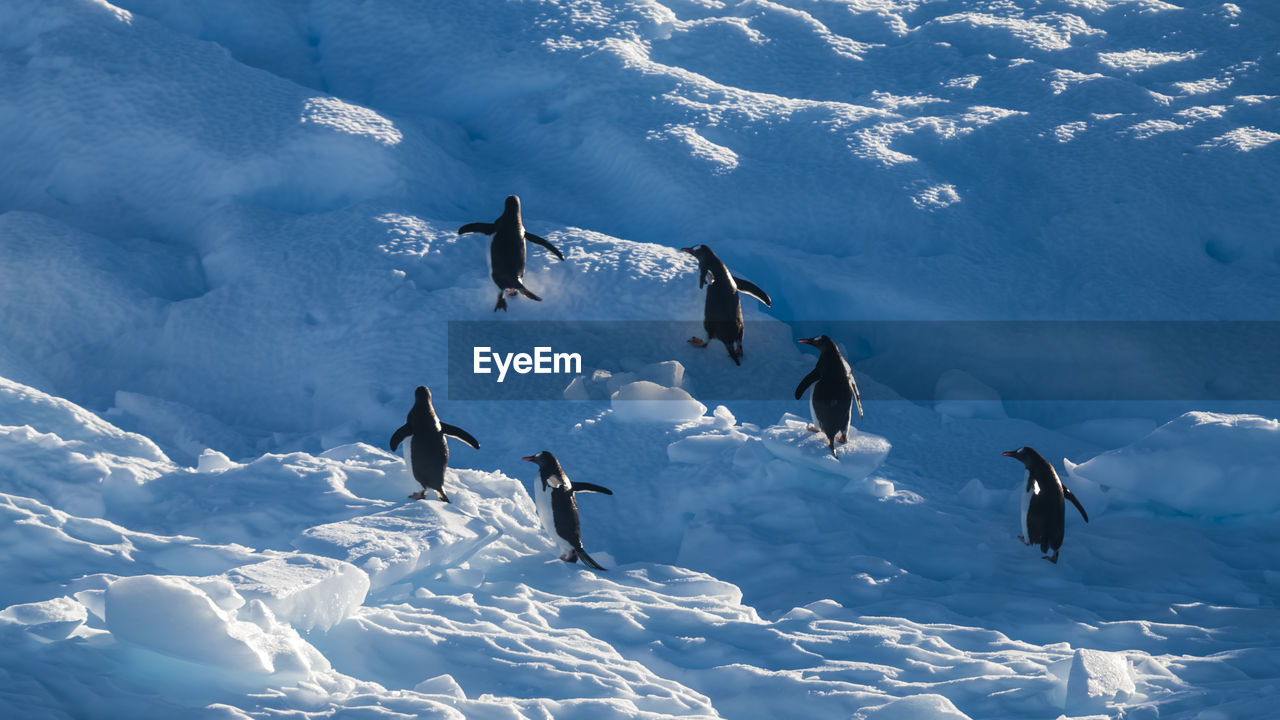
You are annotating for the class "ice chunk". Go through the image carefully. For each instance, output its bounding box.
[1067,412,1280,517]
[1066,648,1136,712]
[855,693,973,719]
[0,596,88,641]
[197,449,239,473]
[760,414,891,481]
[224,555,369,631]
[638,360,686,388]
[414,674,467,699]
[610,381,707,424]
[667,429,750,464]
[105,575,273,674]
[294,506,498,590]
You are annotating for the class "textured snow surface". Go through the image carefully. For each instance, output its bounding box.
[2,0,1279,718]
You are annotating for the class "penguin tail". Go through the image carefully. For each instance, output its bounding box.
[574,548,606,571]
[494,292,508,312]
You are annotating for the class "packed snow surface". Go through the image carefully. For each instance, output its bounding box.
[2,0,1279,718]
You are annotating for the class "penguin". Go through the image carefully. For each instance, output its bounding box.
[389,386,480,502]
[680,244,771,365]
[458,195,564,311]
[1002,446,1089,564]
[521,451,611,570]
[795,335,863,457]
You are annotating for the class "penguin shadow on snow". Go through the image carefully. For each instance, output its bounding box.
[681,244,772,366]
[457,195,565,312]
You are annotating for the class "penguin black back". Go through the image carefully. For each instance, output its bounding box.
[389,386,479,502]
[458,195,564,312]
[680,244,771,365]
[795,335,863,457]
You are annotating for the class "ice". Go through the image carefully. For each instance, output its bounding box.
[0,597,88,642]
[610,381,708,424]
[1066,412,1280,517]
[760,413,891,481]
[224,556,369,632]
[1066,648,1137,713]
[105,575,279,675]
[854,694,974,719]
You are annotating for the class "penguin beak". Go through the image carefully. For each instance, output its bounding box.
[1001,451,1016,457]
[680,247,694,254]
[521,456,536,462]
[797,338,814,345]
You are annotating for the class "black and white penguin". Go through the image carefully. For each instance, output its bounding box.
[389,386,480,502]
[458,195,565,311]
[521,451,611,570]
[1002,446,1089,564]
[795,335,864,457]
[680,244,772,365]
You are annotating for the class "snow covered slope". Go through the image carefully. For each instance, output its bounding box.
[1,0,1278,718]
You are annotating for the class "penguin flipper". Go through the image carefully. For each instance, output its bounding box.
[795,368,820,400]
[571,482,613,495]
[516,283,543,302]
[852,377,864,419]
[524,232,565,261]
[458,222,495,235]
[440,423,480,450]
[732,276,772,307]
[1064,487,1089,522]
[574,548,607,571]
[390,423,411,452]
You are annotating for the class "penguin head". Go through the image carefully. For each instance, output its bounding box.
[1002,446,1043,467]
[504,195,521,215]
[680,244,713,262]
[414,386,432,404]
[797,334,835,351]
[522,451,566,485]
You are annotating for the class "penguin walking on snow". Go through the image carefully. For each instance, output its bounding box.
[1002,446,1089,563]
[389,386,480,502]
[795,335,863,457]
[522,451,612,570]
[681,244,772,365]
[458,195,565,311]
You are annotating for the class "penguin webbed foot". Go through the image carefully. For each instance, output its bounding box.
[1043,551,1060,564]
[409,491,426,500]
[807,425,821,433]
[505,289,519,296]
[1017,535,1030,545]
[560,553,578,564]
[838,431,849,444]
[688,337,707,348]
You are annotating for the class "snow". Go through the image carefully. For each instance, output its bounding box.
[2,0,1279,717]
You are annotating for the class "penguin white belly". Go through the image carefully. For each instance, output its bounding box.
[401,435,413,469]
[534,483,573,554]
